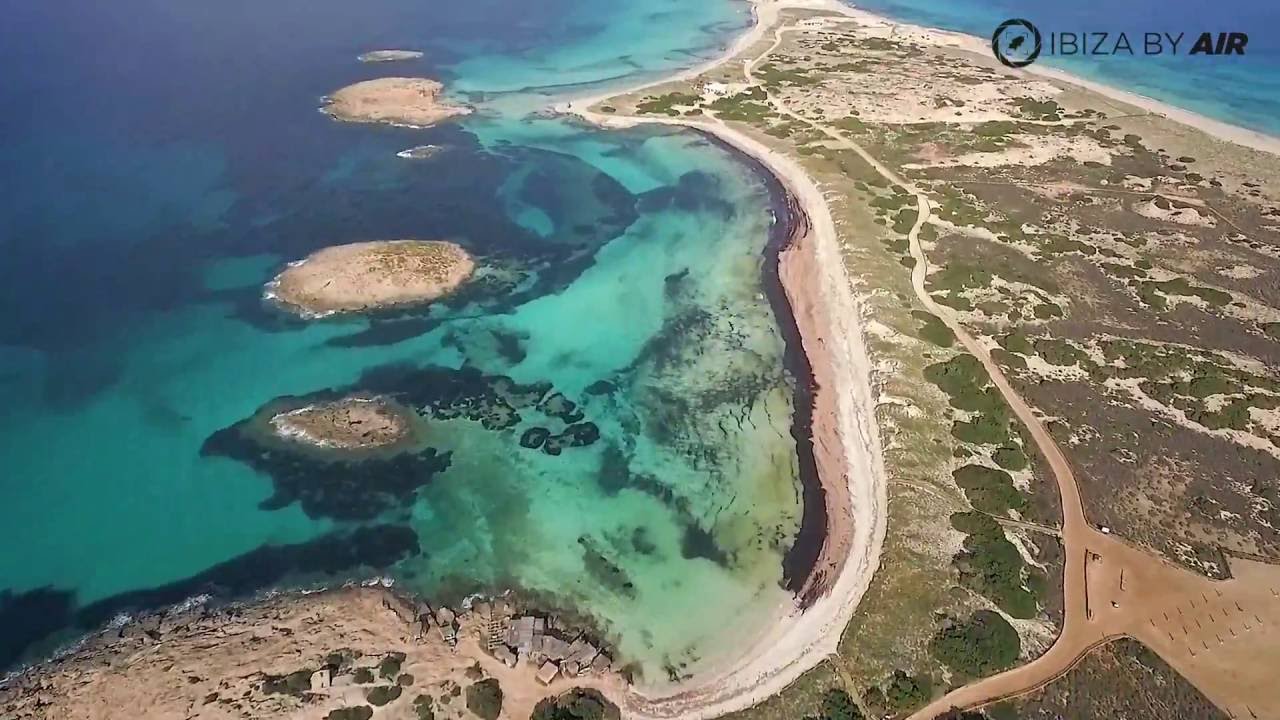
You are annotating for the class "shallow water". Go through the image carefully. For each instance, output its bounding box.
[0,0,802,679]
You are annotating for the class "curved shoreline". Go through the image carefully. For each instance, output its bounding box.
[559,48,890,720]
[696,128,827,601]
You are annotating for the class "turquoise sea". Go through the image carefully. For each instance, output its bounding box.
[7,0,1272,685]
[0,0,811,680]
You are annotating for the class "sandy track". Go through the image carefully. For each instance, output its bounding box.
[566,0,1280,717]
[741,11,1280,720]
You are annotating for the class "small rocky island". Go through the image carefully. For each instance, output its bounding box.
[356,49,424,63]
[267,240,475,317]
[271,396,415,450]
[396,144,445,160]
[321,77,470,127]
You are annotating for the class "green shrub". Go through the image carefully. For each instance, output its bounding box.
[325,707,373,720]
[378,652,406,680]
[465,679,503,720]
[412,695,435,720]
[932,610,1021,677]
[802,688,864,720]
[951,512,1037,618]
[531,688,621,720]
[953,465,1025,514]
[262,669,313,696]
[913,311,954,347]
[367,685,403,707]
[992,446,1028,471]
[885,669,933,712]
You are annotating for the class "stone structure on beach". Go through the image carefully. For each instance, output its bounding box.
[321,77,470,128]
[267,240,475,317]
[472,600,615,686]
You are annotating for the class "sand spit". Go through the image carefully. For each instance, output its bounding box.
[266,240,475,318]
[322,77,471,128]
[357,49,424,63]
[270,396,415,450]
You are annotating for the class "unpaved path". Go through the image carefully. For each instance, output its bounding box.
[745,15,1280,720]
[573,6,1280,719]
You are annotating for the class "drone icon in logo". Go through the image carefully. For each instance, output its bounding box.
[991,18,1042,68]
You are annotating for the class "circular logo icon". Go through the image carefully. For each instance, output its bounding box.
[992,19,1042,68]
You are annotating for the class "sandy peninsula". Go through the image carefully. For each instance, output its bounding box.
[267,240,475,317]
[357,49,424,63]
[271,396,415,450]
[322,77,471,128]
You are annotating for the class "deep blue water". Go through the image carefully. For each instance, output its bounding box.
[851,0,1280,135]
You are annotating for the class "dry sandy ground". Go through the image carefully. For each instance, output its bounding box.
[830,7,1280,156]
[322,78,470,128]
[0,588,624,720]
[267,240,475,317]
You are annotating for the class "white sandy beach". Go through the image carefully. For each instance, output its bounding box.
[557,0,1280,717]
[830,5,1280,157]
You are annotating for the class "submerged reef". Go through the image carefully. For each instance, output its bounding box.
[204,363,603,520]
[0,524,419,671]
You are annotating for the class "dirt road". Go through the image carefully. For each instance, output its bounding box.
[745,15,1280,720]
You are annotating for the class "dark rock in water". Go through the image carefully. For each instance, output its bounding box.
[537,392,581,423]
[559,422,600,447]
[201,422,450,522]
[326,317,438,348]
[75,525,420,629]
[520,427,549,449]
[542,435,563,456]
[630,527,656,556]
[0,525,420,672]
[680,523,731,568]
[577,536,636,599]
[204,363,600,524]
[663,268,691,298]
[0,586,75,670]
[584,380,615,396]
[490,329,526,364]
